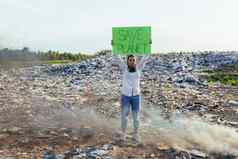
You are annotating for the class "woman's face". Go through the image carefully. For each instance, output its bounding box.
[127,56,136,68]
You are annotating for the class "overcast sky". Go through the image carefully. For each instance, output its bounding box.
[0,0,238,53]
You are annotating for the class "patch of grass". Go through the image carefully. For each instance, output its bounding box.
[207,73,238,86]
[45,60,74,64]
[202,69,215,74]
[203,65,238,86]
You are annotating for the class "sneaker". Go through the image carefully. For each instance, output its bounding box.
[121,131,126,141]
[132,132,141,143]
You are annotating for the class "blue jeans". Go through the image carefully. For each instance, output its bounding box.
[121,95,140,133]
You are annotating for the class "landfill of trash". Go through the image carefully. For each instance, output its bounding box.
[0,51,238,158]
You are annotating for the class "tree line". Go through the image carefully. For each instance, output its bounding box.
[0,47,94,61]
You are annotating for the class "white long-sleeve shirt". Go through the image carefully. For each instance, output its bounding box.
[113,55,150,96]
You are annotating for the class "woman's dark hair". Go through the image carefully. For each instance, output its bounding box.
[127,54,135,61]
[127,54,136,72]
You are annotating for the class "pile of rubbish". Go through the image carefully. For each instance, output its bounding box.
[43,144,114,159]
[0,51,238,159]
[45,51,238,88]
[42,145,237,159]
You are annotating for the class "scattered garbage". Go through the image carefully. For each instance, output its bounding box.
[0,51,238,158]
[42,145,112,159]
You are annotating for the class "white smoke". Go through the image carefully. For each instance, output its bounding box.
[28,95,238,155]
[143,108,238,155]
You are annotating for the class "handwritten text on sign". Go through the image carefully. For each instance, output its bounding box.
[112,26,151,55]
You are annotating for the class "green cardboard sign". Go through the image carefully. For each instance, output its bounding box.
[112,26,151,55]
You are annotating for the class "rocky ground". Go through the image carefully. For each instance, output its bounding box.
[0,51,238,158]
